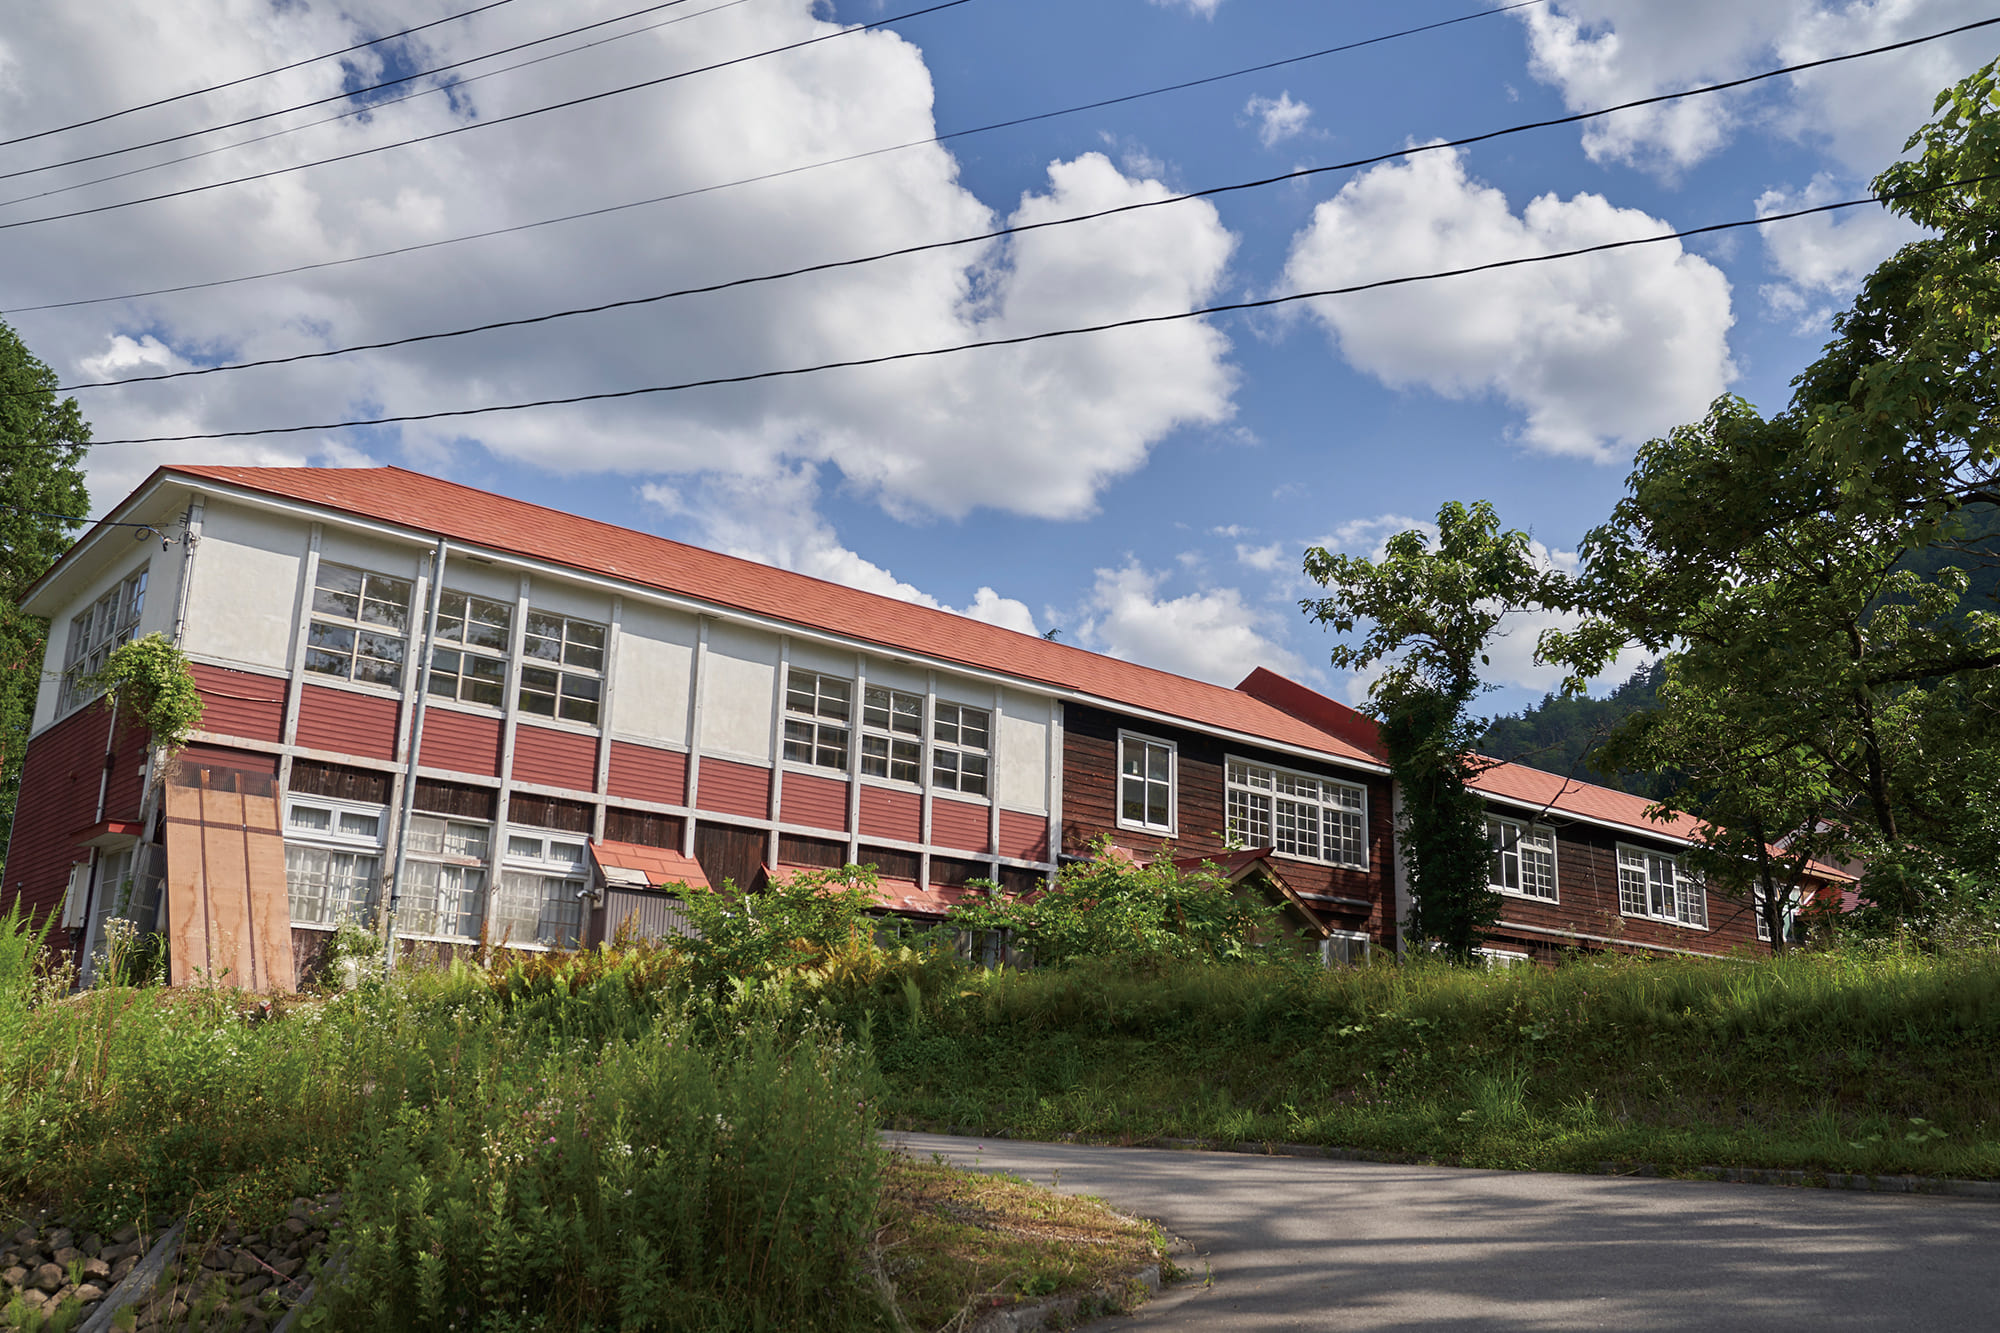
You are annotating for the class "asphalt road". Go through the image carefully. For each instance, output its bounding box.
[887,1131,2000,1331]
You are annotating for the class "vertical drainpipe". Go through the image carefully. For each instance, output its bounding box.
[385,538,449,976]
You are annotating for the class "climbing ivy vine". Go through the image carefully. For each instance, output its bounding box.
[87,633,204,754]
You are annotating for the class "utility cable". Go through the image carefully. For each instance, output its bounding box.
[83,176,1991,447]
[51,16,1996,395]
[1,504,180,543]
[6,0,1545,315]
[0,0,523,151]
[0,0,755,212]
[0,0,715,189]
[0,0,983,235]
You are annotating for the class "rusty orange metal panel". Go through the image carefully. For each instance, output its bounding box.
[164,770,296,992]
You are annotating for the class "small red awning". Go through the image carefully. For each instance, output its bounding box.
[589,840,710,892]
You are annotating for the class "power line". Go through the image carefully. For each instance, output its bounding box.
[0,0,714,190]
[51,17,1994,396]
[0,0,983,235]
[1,504,180,543]
[6,0,1546,316]
[0,0,755,213]
[0,0,523,152]
[83,177,1987,448]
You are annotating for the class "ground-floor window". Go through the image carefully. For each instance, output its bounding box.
[285,797,387,927]
[1617,846,1707,928]
[397,816,491,939]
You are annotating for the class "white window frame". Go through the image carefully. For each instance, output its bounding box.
[1224,757,1367,869]
[783,668,853,773]
[427,589,513,710]
[303,560,412,691]
[1487,815,1557,902]
[283,796,388,928]
[932,701,991,798]
[1116,732,1177,836]
[519,609,606,727]
[1755,892,1801,943]
[1616,844,1708,929]
[1321,930,1371,968]
[397,814,493,941]
[860,684,924,786]
[60,564,148,715]
[1479,947,1532,969]
[494,826,590,948]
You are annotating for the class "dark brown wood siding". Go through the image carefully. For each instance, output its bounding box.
[1061,702,1394,942]
[695,822,765,891]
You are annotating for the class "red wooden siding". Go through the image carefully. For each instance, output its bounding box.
[780,771,848,832]
[191,663,285,744]
[296,684,399,761]
[512,723,596,793]
[931,796,991,854]
[419,707,502,777]
[858,785,921,845]
[607,742,688,806]
[3,706,114,928]
[997,809,1050,862]
[104,710,152,823]
[695,757,770,820]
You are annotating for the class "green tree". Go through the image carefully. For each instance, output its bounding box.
[1302,501,1562,963]
[0,320,90,866]
[1479,659,1678,803]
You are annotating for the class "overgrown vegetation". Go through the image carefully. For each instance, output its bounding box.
[84,634,204,756]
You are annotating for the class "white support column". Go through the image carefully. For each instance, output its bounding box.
[592,596,621,843]
[1046,702,1064,872]
[766,637,789,868]
[275,523,322,801]
[987,684,1004,881]
[919,670,937,890]
[379,543,437,943]
[492,572,532,840]
[682,618,709,859]
[847,652,867,866]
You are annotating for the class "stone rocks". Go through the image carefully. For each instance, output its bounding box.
[30,1262,64,1293]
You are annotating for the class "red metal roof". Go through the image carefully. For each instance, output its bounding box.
[159,465,1383,768]
[589,840,710,891]
[1468,760,1702,840]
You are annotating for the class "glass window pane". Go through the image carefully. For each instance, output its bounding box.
[304,649,351,679]
[1147,783,1170,828]
[1121,777,1146,824]
[521,665,558,692]
[509,836,542,859]
[289,806,331,832]
[308,622,355,654]
[339,812,380,839]
[1147,744,1170,783]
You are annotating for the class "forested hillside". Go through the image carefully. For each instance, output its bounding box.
[1478,661,1676,802]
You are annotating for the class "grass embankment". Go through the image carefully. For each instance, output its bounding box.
[871,948,2000,1180]
[0,914,1165,1333]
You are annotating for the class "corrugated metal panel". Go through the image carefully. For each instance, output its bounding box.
[296,684,400,761]
[779,771,847,832]
[419,707,502,777]
[607,741,687,805]
[997,809,1050,862]
[191,662,286,744]
[512,723,597,793]
[931,796,991,854]
[695,757,769,820]
[858,785,920,844]
[3,705,111,930]
[594,890,694,944]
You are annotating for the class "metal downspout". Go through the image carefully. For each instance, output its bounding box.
[385,538,449,976]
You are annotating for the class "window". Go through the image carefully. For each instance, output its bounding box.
[932,702,990,796]
[61,565,148,713]
[1617,846,1707,928]
[1322,931,1371,967]
[429,590,512,708]
[494,827,589,948]
[1118,734,1175,833]
[398,815,491,939]
[304,561,411,689]
[520,610,605,725]
[284,797,386,927]
[783,669,851,772]
[1225,760,1366,868]
[861,685,923,783]
[1756,896,1802,944]
[1487,817,1556,901]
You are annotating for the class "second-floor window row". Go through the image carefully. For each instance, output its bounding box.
[62,565,149,713]
[786,669,990,795]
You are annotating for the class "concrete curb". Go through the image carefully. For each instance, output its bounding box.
[964,1238,1192,1333]
[1136,1135,2000,1202]
[76,1220,185,1333]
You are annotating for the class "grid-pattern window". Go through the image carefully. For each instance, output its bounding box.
[304,562,411,688]
[861,685,923,783]
[284,798,385,927]
[932,703,990,796]
[1322,932,1371,967]
[784,670,852,772]
[1617,846,1707,927]
[1487,817,1557,901]
[494,828,589,948]
[398,815,490,939]
[61,565,148,713]
[1225,760,1366,868]
[1119,735,1175,833]
[520,611,605,725]
[429,591,512,708]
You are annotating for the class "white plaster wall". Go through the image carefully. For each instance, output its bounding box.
[610,603,697,745]
[698,622,778,760]
[998,689,1051,813]
[181,502,305,672]
[522,573,610,624]
[863,655,928,696]
[787,637,854,679]
[438,559,519,607]
[318,528,428,583]
[933,671,992,707]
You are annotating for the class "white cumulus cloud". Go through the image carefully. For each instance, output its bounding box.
[1280,148,1736,460]
[1074,561,1304,686]
[1755,175,1920,328]
[1243,92,1313,148]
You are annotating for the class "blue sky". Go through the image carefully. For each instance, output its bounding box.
[2,0,1990,718]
